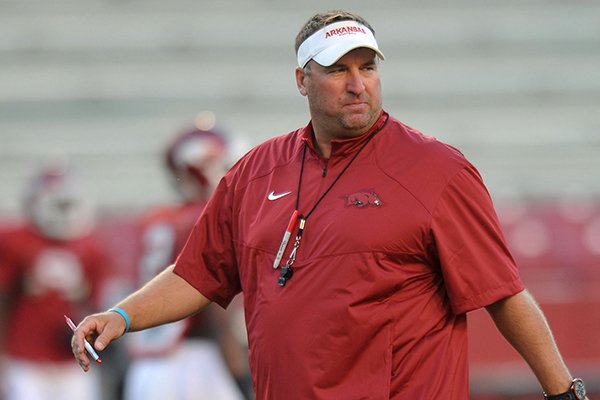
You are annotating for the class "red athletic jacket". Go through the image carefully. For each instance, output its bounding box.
[175,111,524,399]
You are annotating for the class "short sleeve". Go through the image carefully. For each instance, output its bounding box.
[431,165,524,314]
[173,176,241,308]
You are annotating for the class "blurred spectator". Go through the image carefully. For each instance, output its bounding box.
[0,158,113,400]
[123,112,252,400]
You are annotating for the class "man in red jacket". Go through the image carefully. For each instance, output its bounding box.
[71,10,588,400]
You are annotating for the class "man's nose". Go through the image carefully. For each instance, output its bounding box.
[346,69,366,95]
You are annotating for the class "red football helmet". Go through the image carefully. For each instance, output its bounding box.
[23,160,95,240]
[164,113,231,202]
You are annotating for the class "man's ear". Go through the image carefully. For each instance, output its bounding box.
[295,67,308,96]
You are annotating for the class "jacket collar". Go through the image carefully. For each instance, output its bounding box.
[300,110,389,158]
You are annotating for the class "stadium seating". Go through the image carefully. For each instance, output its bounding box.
[0,0,599,214]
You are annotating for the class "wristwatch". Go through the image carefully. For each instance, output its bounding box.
[544,378,587,400]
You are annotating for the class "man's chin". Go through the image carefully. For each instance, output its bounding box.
[340,113,376,133]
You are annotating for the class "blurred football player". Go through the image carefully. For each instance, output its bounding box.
[0,159,111,400]
[123,113,252,400]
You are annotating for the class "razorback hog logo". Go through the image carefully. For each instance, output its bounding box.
[345,191,383,208]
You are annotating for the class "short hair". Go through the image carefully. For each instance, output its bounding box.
[294,10,376,54]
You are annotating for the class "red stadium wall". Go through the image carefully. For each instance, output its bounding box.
[470,199,600,398]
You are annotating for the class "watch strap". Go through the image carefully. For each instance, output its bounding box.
[544,393,576,400]
[544,378,586,400]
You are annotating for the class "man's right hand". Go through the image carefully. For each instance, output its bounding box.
[70,311,126,371]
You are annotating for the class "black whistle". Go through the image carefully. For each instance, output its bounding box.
[278,265,293,287]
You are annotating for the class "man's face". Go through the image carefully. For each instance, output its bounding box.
[296,47,382,141]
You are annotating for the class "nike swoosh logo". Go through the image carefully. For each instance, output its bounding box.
[268,191,292,201]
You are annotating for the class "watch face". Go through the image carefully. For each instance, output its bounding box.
[573,379,586,400]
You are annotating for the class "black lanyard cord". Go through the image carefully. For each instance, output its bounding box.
[277,117,389,286]
[294,144,307,213]
[295,119,387,221]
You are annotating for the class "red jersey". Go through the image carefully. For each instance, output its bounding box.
[174,111,524,399]
[0,225,110,362]
[136,201,205,284]
[128,201,209,356]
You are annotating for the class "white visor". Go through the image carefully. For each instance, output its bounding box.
[297,20,385,68]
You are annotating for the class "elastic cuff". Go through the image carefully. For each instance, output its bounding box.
[109,307,131,334]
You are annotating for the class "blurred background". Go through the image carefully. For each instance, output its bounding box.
[0,0,599,399]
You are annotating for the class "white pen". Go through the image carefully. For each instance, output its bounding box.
[273,210,299,269]
[65,315,102,363]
